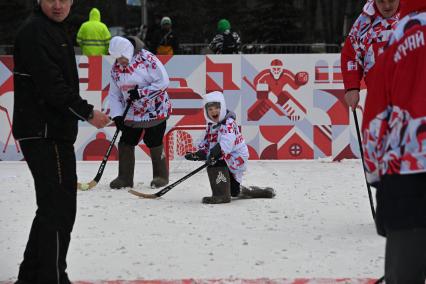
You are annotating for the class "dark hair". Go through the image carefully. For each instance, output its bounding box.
[124,36,136,48]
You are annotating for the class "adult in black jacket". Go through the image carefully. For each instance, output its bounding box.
[13,0,110,283]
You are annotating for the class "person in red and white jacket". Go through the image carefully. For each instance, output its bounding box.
[107,36,172,190]
[341,0,400,109]
[362,0,426,281]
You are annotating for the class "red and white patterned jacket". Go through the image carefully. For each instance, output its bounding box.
[341,0,399,91]
[361,10,426,184]
[198,91,249,183]
[108,49,171,122]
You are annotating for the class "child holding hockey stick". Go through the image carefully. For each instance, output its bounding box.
[185,91,275,204]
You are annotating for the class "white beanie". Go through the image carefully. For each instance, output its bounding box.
[108,36,134,61]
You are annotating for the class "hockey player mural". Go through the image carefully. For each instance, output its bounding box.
[244,59,309,122]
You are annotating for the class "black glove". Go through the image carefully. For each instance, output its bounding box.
[113,116,124,130]
[207,143,222,165]
[127,85,140,102]
[185,150,207,161]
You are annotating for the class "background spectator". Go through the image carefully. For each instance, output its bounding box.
[76,7,111,56]
[148,16,179,55]
[209,18,241,54]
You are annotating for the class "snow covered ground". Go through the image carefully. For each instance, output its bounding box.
[0,160,385,282]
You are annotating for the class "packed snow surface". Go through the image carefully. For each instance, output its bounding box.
[0,160,384,281]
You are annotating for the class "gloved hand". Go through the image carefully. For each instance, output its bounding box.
[207,143,222,165]
[127,85,140,102]
[113,116,124,130]
[185,150,207,161]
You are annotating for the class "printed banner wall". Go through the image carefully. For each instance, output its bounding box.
[0,54,367,161]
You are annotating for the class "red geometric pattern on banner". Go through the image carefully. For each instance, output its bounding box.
[83,132,118,161]
[323,89,348,125]
[314,125,332,156]
[259,126,292,144]
[247,145,260,160]
[333,144,358,161]
[78,56,103,90]
[0,56,13,71]
[260,144,278,159]
[0,76,13,95]
[0,57,13,94]
[206,74,223,92]
[174,111,205,126]
[277,133,314,159]
[156,55,174,65]
[206,57,239,91]
[0,55,362,161]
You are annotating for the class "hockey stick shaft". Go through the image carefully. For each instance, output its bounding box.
[93,102,132,183]
[78,101,132,190]
[353,109,376,220]
[129,163,209,198]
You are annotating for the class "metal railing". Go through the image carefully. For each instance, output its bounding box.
[241,43,340,54]
[0,43,341,56]
[179,43,340,55]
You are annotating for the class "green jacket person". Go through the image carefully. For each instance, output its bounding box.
[76,8,111,55]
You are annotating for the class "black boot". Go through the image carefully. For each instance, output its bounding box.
[202,166,231,204]
[240,186,276,198]
[110,142,135,189]
[150,145,169,188]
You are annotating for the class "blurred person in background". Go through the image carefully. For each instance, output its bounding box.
[341,0,400,110]
[209,18,241,54]
[76,7,111,56]
[148,16,179,55]
[13,0,110,282]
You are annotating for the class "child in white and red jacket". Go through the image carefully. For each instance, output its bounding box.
[362,0,426,281]
[185,91,275,204]
[108,36,172,190]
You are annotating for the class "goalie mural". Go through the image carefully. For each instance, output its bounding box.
[244,58,309,122]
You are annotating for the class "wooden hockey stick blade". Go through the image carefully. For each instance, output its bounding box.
[128,189,159,199]
[77,180,98,191]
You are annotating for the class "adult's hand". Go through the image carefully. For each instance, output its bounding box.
[88,110,110,129]
[344,89,360,110]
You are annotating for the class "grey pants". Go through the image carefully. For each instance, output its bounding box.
[385,228,426,283]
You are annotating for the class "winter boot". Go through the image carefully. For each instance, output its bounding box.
[202,166,231,204]
[240,186,276,198]
[150,145,169,188]
[110,142,135,189]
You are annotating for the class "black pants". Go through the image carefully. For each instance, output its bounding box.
[378,174,426,283]
[17,139,76,284]
[209,160,240,197]
[119,121,166,148]
[385,228,426,283]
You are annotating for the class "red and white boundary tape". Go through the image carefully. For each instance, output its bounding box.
[0,279,382,284]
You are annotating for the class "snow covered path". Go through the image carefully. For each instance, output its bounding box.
[0,160,384,282]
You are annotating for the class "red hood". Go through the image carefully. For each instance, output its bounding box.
[400,0,426,18]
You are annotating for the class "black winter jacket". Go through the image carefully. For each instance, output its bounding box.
[13,8,93,143]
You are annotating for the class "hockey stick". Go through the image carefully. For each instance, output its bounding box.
[78,101,132,190]
[374,275,385,284]
[353,109,376,220]
[129,162,209,199]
